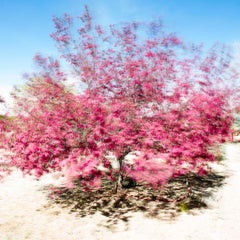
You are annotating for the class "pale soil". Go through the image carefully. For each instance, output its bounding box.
[0,141,240,240]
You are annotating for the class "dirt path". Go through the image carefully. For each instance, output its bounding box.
[0,142,240,240]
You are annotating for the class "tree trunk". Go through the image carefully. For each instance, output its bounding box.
[113,148,131,194]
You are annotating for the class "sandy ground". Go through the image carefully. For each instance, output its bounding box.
[0,141,240,240]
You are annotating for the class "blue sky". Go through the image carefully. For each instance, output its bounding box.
[1,0,240,105]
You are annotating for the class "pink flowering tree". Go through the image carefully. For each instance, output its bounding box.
[0,96,6,144]
[2,6,239,192]
[0,97,12,180]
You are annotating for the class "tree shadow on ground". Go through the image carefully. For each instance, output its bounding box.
[42,172,225,228]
